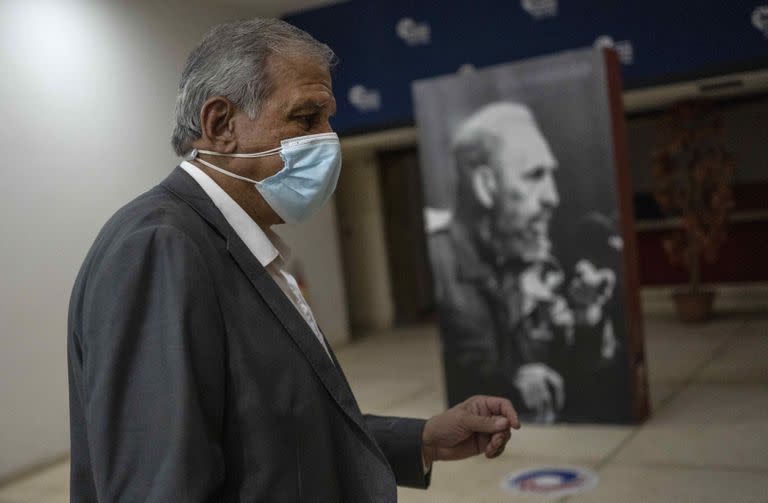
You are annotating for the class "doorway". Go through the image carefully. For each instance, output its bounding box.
[377,147,435,326]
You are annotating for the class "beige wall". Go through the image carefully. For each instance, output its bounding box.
[0,0,349,479]
[335,152,396,331]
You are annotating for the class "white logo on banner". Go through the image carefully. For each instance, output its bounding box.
[753,5,768,37]
[396,17,431,45]
[521,0,558,19]
[594,35,634,65]
[348,85,381,112]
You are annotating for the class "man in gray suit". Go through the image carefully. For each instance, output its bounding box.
[68,19,519,502]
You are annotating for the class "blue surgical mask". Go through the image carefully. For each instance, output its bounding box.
[186,132,342,223]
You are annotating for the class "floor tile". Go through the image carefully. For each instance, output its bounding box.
[37,493,69,503]
[639,383,768,426]
[648,380,681,412]
[337,326,445,412]
[642,316,732,385]
[500,425,632,464]
[695,334,768,385]
[566,464,768,503]
[614,385,768,469]
[401,455,598,503]
[376,387,447,419]
[3,305,767,503]
[336,326,443,385]
[0,460,68,503]
[346,374,435,413]
[738,319,768,337]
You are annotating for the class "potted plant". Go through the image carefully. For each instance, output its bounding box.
[651,100,735,322]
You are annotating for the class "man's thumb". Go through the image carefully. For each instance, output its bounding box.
[462,413,509,433]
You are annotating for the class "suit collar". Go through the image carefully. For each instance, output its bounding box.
[178,161,284,268]
[160,166,231,241]
[160,166,391,468]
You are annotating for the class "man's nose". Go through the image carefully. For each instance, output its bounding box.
[541,173,560,209]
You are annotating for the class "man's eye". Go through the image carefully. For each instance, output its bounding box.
[295,114,317,128]
[524,167,547,181]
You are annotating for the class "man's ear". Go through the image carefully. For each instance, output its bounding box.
[199,96,237,153]
[471,165,497,209]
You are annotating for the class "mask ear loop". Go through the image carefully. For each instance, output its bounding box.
[196,146,282,158]
[184,148,281,184]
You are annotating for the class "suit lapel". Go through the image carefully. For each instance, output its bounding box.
[160,167,389,464]
[225,235,366,418]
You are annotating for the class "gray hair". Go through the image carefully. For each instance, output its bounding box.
[171,18,337,156]
[452,102,536,174]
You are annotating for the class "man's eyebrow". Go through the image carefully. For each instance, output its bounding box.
[522,163,557,176]
[288,99,336,115]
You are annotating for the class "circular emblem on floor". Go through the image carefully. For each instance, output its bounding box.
[500,466,598,497]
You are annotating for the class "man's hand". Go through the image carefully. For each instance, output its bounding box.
[513,363,564,423]
[421,395,520,466]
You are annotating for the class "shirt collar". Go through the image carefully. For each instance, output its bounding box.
[180,160,288,267]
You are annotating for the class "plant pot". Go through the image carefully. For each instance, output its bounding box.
[672,290,715,323]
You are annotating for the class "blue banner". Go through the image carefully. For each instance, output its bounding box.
[285,1,768,134]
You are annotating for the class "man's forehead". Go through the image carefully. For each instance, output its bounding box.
[269,52,332,87]
[495,127,557,170]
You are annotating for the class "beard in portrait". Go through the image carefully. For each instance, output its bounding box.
[429,102,573,423]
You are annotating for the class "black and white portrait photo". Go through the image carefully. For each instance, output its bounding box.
[414,49,645,424]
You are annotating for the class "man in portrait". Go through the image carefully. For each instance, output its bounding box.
[428,102,569,422]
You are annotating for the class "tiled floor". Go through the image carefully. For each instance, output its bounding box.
[1,309,766,502]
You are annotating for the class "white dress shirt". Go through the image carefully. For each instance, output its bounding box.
[180,161,333,362]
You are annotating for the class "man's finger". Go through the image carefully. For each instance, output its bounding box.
[485,426,512,457]
[485,432,503,457]
[486,431,505,452]
[487,442,505,458]
[497,398,521,429]
[481,396,521,430]
[486,431,510,458]
[462,412,509,434]
[476,432,492,456]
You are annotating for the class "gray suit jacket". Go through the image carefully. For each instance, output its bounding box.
[67,167,430,502]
